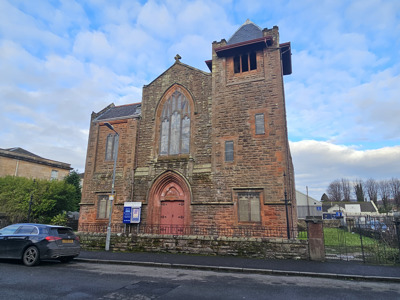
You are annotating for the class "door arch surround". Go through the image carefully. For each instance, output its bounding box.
[147,171,192,228]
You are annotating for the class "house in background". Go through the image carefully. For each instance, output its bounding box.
[322,201,379,220]
[0,147,71,180]
[296,190,322,219]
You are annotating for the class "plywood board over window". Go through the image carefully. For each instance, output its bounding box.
[234,189,263,223]
[255,113,265,134]
[225,141,234,162]
[97,195,110,219]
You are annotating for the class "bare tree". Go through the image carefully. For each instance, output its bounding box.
[341,178,351,202]
[389,178,400,210]
[379,180,391,211]
[327,180,342,202]
[365,178,378,204]
[353,179,365,202]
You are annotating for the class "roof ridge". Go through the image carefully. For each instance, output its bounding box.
[114,102,141,108]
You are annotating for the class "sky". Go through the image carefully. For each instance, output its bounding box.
[1,0,400,200]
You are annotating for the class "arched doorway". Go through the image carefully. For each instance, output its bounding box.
[148,171,191,234]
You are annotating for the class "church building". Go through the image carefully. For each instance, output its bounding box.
[79,20,296,237]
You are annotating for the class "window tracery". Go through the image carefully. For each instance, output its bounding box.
[160,91,191,156]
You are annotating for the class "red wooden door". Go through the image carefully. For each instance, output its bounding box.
[160,201,184,234]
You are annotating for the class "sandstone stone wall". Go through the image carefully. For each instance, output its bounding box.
[209,27,296,228]
[78,232,308,260]
[79,117,138,227]
[0,156,70,180]
[133,62,214,223]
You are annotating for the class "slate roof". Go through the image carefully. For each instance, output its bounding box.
[227,19,263,45]
[95,103,141,122]
[0,148,71,170]
[3,147,42,158]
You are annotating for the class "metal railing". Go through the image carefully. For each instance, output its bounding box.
[78,223,305,239]
[324,217,400,265]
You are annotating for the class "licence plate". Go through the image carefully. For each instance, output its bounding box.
[62,239,74,244]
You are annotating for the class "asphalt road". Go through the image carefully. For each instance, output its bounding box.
[0,260,399,299]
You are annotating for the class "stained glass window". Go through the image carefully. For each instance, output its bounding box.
[159,90,191,155]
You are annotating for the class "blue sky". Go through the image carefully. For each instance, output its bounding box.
[1,0,400,200]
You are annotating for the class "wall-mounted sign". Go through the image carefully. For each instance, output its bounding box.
[123,202,142,224]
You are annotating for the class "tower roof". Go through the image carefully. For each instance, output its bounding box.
[227,19,263,45]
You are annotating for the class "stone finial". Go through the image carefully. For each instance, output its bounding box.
[174,54,182,62]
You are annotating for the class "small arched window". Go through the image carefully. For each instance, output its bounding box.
[160,91,191,155]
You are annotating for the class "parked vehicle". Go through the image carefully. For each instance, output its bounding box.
[368,220,388,232]
[356,219,388,232]
[0,223,80,266]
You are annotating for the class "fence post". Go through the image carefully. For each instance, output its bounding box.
[306,216,325,261]
[358,223,366,263]
[395,215,400,263]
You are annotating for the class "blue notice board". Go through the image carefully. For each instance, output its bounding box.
[123,207,132,224]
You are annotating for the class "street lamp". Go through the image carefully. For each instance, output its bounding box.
[283,173,291,239]
[104,122,119,251]
[27,179,36,222]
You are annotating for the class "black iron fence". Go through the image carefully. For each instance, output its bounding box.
[324,216,400,265]
[78,223,305,239]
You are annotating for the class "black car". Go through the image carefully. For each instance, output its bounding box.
[0,223,80,266]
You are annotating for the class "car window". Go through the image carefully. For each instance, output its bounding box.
[0,224,21,235]
[50,227,75,237]
[15,225,38,235]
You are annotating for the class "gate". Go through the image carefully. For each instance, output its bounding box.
[324,217,400,264]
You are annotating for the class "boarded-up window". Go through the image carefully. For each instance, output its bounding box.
[238,192,261,222]
[159,90,191,155]
[225,141,234,162]
[97,195,109,219]
[105,134,119,161]
[255,113,265,134]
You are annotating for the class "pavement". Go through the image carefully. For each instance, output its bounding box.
[76,250,400,283]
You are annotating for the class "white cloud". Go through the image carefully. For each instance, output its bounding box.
[73,31,114,62]
[291,140,400,199]
[137,1,176,39]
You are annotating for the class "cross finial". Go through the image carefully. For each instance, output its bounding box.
[174,54,181,62]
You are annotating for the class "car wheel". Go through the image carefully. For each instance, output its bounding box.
[22,246,40,266]
[59,256,74,263]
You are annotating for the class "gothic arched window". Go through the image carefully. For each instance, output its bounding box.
[160,91,191,155]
